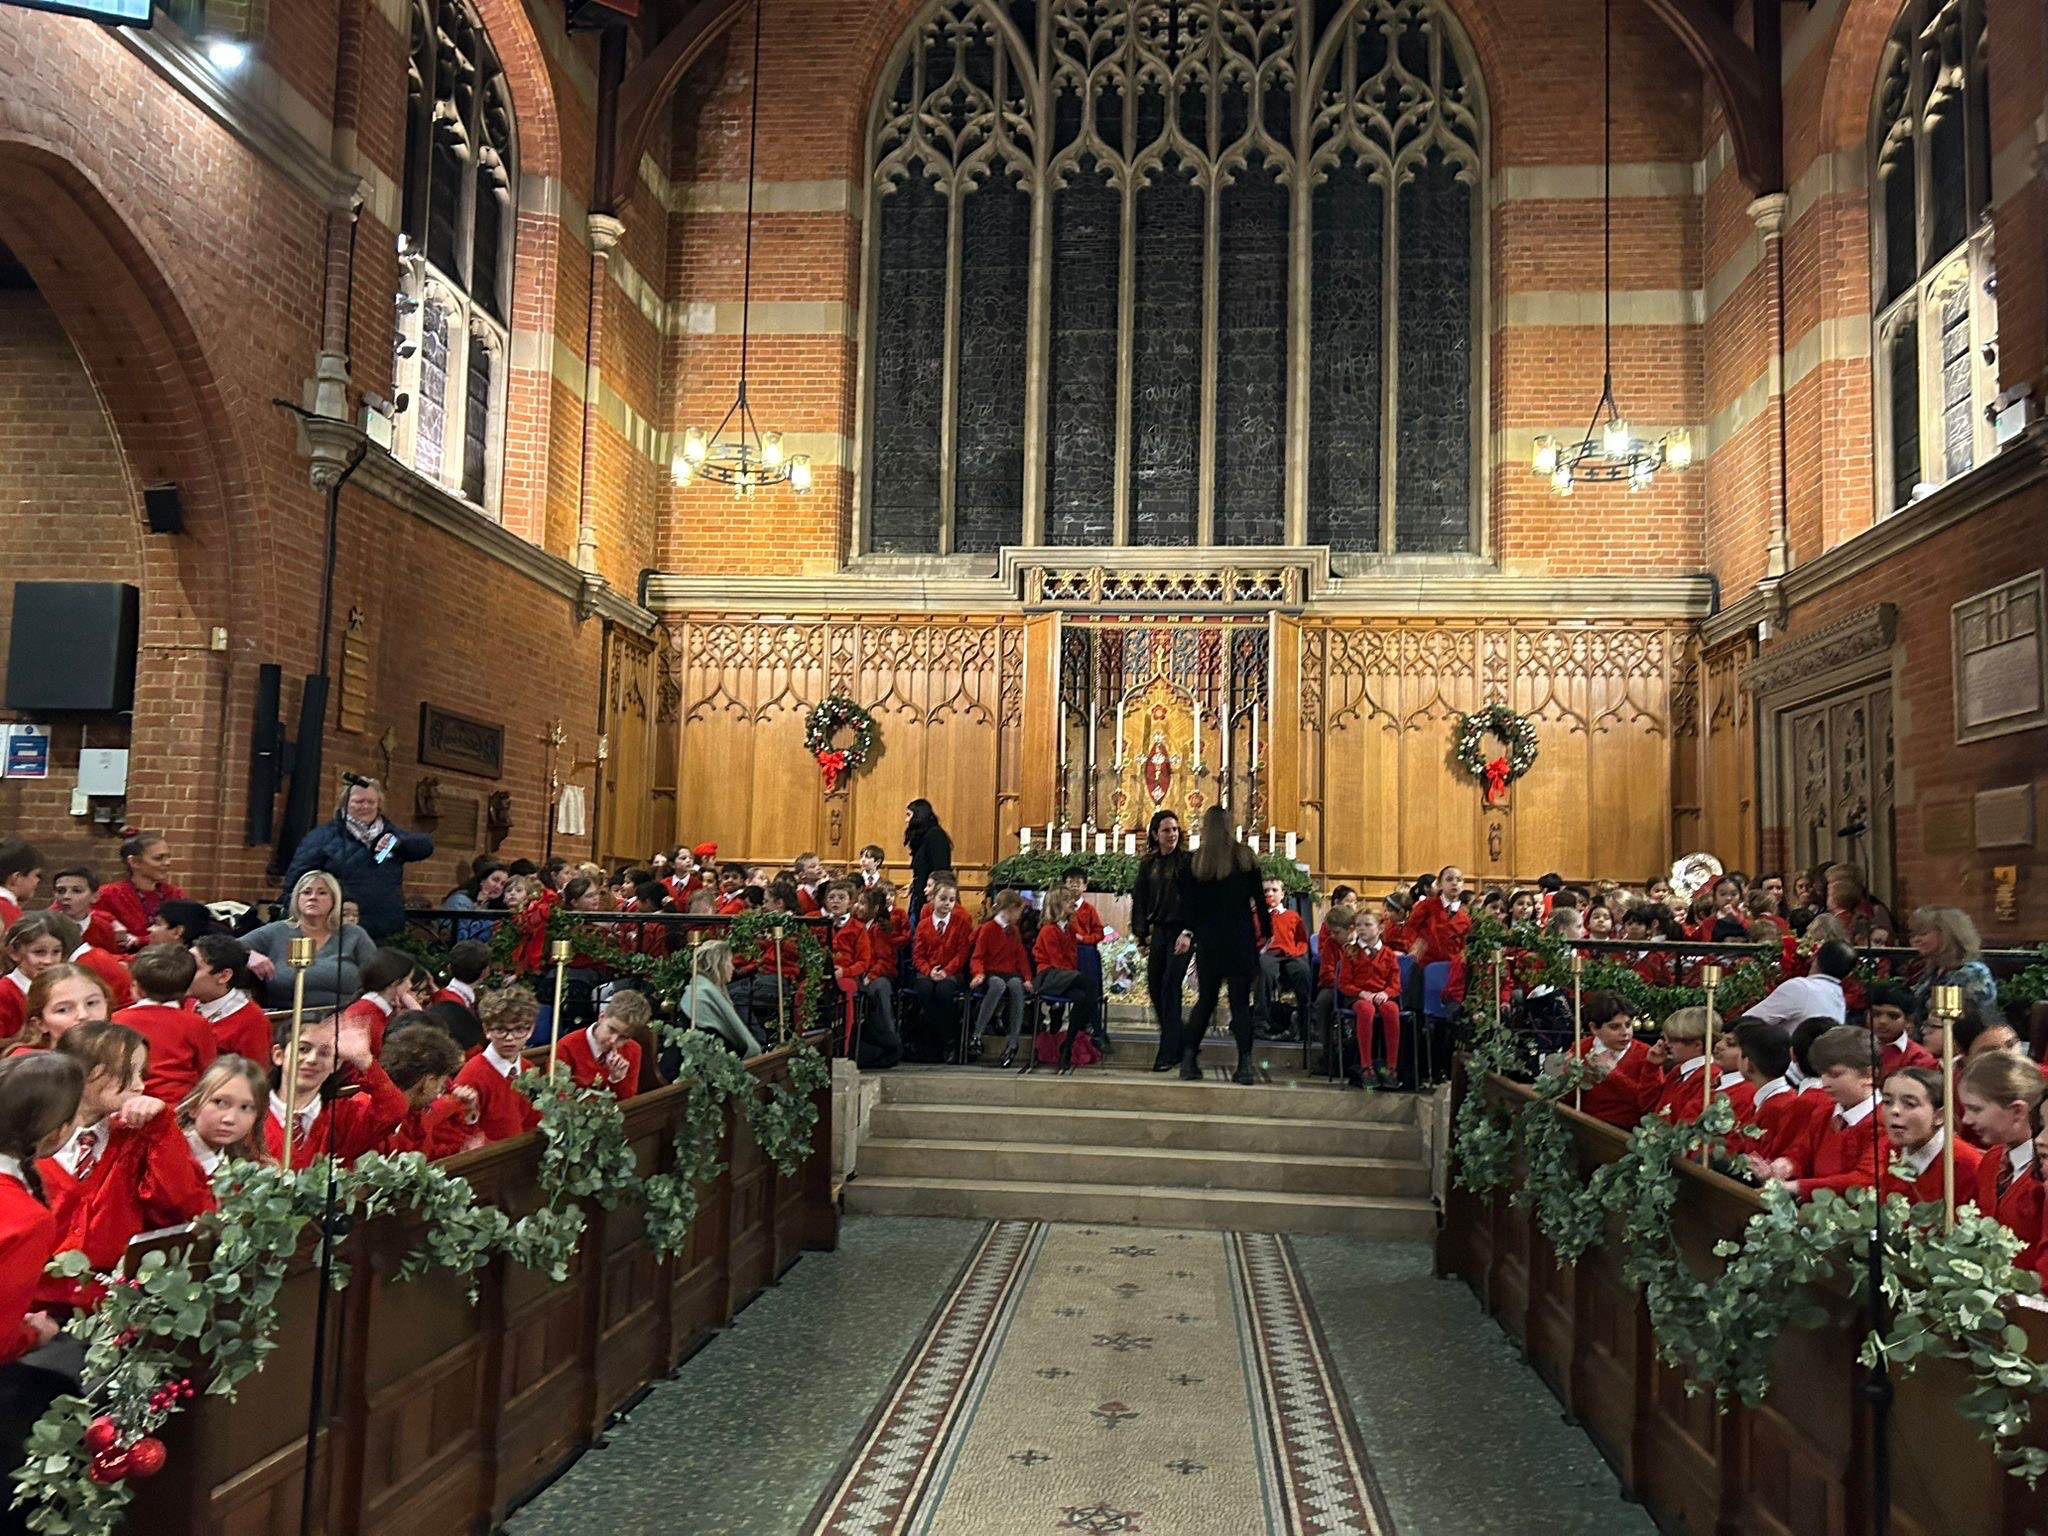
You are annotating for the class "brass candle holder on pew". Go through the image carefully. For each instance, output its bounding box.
[1570,950,1585,1111]
[281,936,317,1170]
[545,937,573,1078]
[1931,982,1964,1231]
[1698,962,1723,1132]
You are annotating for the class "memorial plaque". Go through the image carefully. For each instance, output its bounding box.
[1974,785,2035,849]
[418,704,504,778]
[1953,572,2045,743]
[1921,800,1973,857]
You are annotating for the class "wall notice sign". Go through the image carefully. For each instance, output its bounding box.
[0,1,151,22]
[3,725,51,780]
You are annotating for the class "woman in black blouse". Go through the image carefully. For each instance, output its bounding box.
[1175,805,1272,1083]
[1130,810,1192,1072]
[904,800,953,926]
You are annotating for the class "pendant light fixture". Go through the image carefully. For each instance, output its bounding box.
[671,0,810,495]
[1530,0,1691,494]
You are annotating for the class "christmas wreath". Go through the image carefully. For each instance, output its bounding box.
[1453,704,1538,804]
[804,694,878,791]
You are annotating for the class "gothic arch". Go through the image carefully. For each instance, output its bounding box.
[1817,0,1913,153]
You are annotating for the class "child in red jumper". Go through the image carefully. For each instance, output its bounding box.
[1033,888,1104,1066]
[111,943,217,1104]
[1752,1025,1885,1198]
[10,965,111,1056]
[452,987,543,1144]
[48,867,121,956]
[264,1012,408,1168]
[557,997,645,1101]
[1337,910,1403,1089]
[913,879,974,1062]
[0,1051,82,1363]
[1865,982,1936,1076]
[1405,866,1471,1003]
[337,946,423,1058]
[1309,904,1355,1066]
[1257,877,1313,1042]
[849,888,904,1069]
[1569,992,1655,1128]
[1958,1051,2045,1272]
[180,1055,274,1181]
[0,841,40,934]
[1644,1008,1713,1124]
[1878,1065,1983,1208]
[0,914,69,1042]
[377,1024,479,1158]
[1060,868,1106,946]
[189,934,272,1062]
[47,1021,210,1269]
[971,889,1032,1067]
[431,939,493,1013]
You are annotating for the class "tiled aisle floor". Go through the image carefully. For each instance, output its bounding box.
[508,1218,1653,1536]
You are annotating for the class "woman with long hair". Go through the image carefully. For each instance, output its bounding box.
[677,942,765,1059]
[903,799,953,927]
[1130,810,1192,1071]
[1175,806,1272,1083]
[1908,904,1997,1010]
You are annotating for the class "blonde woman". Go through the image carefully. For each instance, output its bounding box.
[240,870,376,1010]
[1909,904,1997,1011]
[679,941,764,1057]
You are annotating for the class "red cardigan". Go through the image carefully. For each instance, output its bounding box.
[863,918,899,981]
[203,993,273,1062]
[92,880,187,951]
[70,944,136,1010]
[451,1052,542,1143]
[381,1096,476,1160]
[558,1028,641,1100]
[1034,921,1081,974]
[1878,1037,1938,1076]
[1263,908,1309,958]
[1975,1149,2046,1271]
[263,1063,409,1168]
[45,1112,210,1269]
[971,918,1031,981]
[1336,942,1401,999]
[1577,1042,1654,1128]
[1071,899,1105,945]
[338,995,395,1058]
[1786,1103,1886,1197]
[914,911,973,978]
[1880,1137,1985,1206]
[113,1000,219,1104]
[0,1174,54,1362]
[0,975,23,1042]
[830,917,867,979]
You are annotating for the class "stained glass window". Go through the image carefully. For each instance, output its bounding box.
[864,0,1480,554]
[1870,0,1994,514]
[392,0,516,514]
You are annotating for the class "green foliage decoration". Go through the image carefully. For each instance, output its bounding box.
[518,1071,638,1209]
[984,847,1311,898]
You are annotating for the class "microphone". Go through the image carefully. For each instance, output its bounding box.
[1835,818,1869,839]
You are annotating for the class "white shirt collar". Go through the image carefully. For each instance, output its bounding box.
[1835,1094,1878,1128]
[184,1128,224,1176]
[483,1043,523,1078]
[932,911,949,930]
[2009,1140,2037,1177]
[67,942,91,963]
[1904,1131,1946,1178]
[444,977,476,1006]
[269,1092,319,1135]
[363,992,395,1017]
[197,988,249,1024]
[1720,1069,1746,1090]
[1753,1077,1792,1108]
[0,1153,23,1184]
[1676,1054,1708,1079]
[3,970,25,997]
[51,1117,108,1175]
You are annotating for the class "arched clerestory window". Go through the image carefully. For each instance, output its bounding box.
[858,0,1485,558]
[1870,0,1996,515]
[392,0,517,513]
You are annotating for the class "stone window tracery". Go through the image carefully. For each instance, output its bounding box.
[1870,0,1996,515]
[861,0,1483,557]
[393,0,516,514]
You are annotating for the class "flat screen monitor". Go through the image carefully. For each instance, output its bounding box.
[0,0,152,22]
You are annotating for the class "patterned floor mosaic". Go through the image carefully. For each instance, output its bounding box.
[807,1222,1392,1536]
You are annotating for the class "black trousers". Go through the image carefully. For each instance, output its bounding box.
[1147,934,1192,1065]
[1184,957,1255,1063]
[1034,966,1103,1037]
[911,974,966,1060]
[1257,952,1313,1032]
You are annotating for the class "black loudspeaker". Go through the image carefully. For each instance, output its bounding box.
[5,582,138,713]
[143,483,184,535]
[246,664,282,846]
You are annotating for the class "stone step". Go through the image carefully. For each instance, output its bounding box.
[970,1028,1319,1071]
[877,1065,1417,1124]
[858,1137,1431,1199]
[841,1173,1438,1240]
[864,1102,1419,1160]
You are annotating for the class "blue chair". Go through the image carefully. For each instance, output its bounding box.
[1418,960,1453,1086]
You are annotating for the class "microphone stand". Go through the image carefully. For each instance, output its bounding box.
[298,1067,352,1536]
[1861,1033,1890,1536]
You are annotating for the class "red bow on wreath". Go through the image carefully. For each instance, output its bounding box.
[816,749,849,791]
[1483,755,1510,805]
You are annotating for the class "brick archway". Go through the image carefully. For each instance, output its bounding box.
[0,139,265,891]
[1816,0,1904,153]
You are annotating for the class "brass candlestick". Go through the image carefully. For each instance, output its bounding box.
[1698,962,1723,1130]
[1570,950,1585,1111]
[545,937,573,1078]
[281,936,317,1169]
[772,923,787,1046]
[1932,982,1963,1230]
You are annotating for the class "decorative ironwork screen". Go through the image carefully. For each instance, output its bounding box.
[863,0,1483,556]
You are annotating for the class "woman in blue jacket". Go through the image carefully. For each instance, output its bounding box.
[281,778,434,939]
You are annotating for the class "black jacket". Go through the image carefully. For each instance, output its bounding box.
[1130,849,1190,947]
[281,816,434,939]
[908,824,953,925]
[1175,859,1272,977]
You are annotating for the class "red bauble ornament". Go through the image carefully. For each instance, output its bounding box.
[126,1438,167,1478]
[83,1417,120,1454]
[88,1450,130,1484]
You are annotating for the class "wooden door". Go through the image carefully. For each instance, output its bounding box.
[1778,679,1895,897]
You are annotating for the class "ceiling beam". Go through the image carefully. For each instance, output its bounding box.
[601,0,748,214]
[1638,0,1785,193]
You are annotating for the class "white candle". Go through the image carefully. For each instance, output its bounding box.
[1114,707,1124,769]
[1249,834,1261,854]
[1269,822,1278,847]
[1125,832,1137,856]
[1020,827,1031,853]
[1094,832,1107,855]
[1192,701,1202,769]
[1188,831,1201,850]
[1234,824,1243,843]
[1059,829,1073,855]
[1044,822,1053,848]
[1251,711,1259,766]
[1285,832,1298,859]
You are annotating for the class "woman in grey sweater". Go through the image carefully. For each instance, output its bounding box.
[241,870,378,1012]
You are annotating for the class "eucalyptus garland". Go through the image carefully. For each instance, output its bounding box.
[9,1039,832,1533]
[985,848,1311,898]
[1453,1025,2048,1482]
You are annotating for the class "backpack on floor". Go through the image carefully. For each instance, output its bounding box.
[1034,1028,1103,1067]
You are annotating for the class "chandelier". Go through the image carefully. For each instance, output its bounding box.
[1530,0,1691,496]
[671,0,809,496]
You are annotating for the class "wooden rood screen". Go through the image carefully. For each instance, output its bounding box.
[1439,1069,2048,1536]
[123,1042,837,1535]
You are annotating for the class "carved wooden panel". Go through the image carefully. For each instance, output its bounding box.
[1779,679,1895,900]
[601,626,658,865]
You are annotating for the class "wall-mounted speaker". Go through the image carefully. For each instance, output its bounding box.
[5,582,138,714]
[143,482,184,535]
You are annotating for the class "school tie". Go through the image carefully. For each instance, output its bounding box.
[73,1128,98,1179]
[1833,1112,1848,1131]
[1996,1159,2014,1197]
